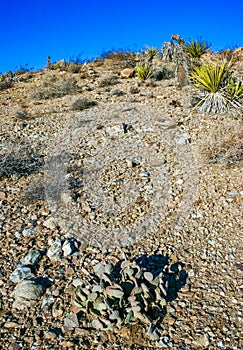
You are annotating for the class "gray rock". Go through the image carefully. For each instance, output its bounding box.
[105,124,124,136]
[20,251,41,266]
[62,238,76,257]
[12,279,45,310]
[193,334,209,347]
[43,217,57,230]
[47,237,62,261]
[64,312,79,328]
[22,228,35,237]
[10,265,32,283]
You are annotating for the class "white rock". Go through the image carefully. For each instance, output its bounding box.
[47,237,62,261]
[20,251,41,266]
[62,238,76,257]
[10,265,32,283]
[43,217,57,230]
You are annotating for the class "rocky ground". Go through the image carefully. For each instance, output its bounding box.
[0,54,242,349]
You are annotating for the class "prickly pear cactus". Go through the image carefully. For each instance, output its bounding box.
[73,258,167,333]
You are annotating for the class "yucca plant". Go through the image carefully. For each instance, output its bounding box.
[136,63,152,81]
[228,78,243,100]
[190,61,243,113]
[191,62,229,92]
[187,38,211,59]
[145,46,159,60]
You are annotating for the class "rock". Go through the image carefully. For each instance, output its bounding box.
[20,251,41,266]
[22,228,35,237]
[120,68,135,79]
[43,217,57,230]
[193,334,209,348]
[10,265,32,283]
[64,312,79,328]
[105,124,125,136]
[176,133,191,145]
[62,238,77,257]
[12,279,46,310]
[0,191,6,200]
[47,237,62,261]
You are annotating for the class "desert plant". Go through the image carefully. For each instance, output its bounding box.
[71,97,97,111]
[197,119,243,167]
[99,74,119,87]
[228,77,243,100]
[191,62,229,92]
[136,63,152,81]
[73,258,168,333]
[31,74,82,99]
[0,72,14,90]
[191,61,243,112]
[145,46,159,60]
[100,48,137,68]
[186,38,211,58]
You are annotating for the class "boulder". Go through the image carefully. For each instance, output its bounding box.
[120,68,135,79]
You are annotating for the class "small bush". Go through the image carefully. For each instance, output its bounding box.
[74,258,167,332]
[112,89,126,96]
[197,120,243,167]
[228,77,243,100]
[99,74,119,87]
[100,48,137,68]
[0,73,14,90]
[31,74,82,99]
[136,63,152,81]
[186,38,211,58]
[152,66,175,80]
[71,97,97,111]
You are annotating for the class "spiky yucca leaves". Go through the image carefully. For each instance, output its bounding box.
[228,78,243,100]
[187,38,211,58]
[145,46,159,60]
[191,62,229,93]
[191,61,243,113]
[136,63,152,81]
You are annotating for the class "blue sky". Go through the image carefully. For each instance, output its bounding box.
[1,0,243,74]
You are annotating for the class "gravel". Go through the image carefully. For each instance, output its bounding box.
[0,64,242,349]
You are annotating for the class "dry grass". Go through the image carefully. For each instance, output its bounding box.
[197,119,243,167]
[30,73,82,99]
[71,97,97,111]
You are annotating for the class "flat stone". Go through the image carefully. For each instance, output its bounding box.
[10,265,32,283]
[64,312,79,328]
[20,251,41,266]
[12,279,46,310]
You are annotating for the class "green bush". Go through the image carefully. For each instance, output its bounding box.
[136,63,152,81]
[145,46,159,60]
[73,258,167,332]
[191,61,243,113]
[186,38,211,58]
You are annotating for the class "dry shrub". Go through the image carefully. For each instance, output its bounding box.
[197,119,243,167]
[71,97,97,111]
[99,74,119,87]
[31,73,82,99]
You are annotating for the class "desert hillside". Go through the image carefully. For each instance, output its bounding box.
[0,40,242,349]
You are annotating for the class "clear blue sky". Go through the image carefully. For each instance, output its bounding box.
[1,0,243,74]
